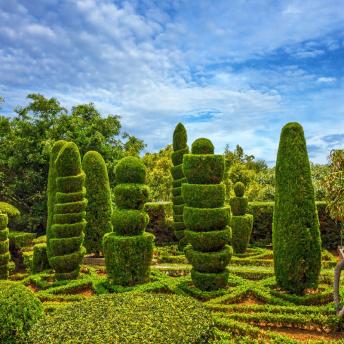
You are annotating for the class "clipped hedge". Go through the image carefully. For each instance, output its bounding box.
[82,151,113,255]
[29,293,213,344]
[32,243,49,273]
[182,183,225,208]
[0,281,43,344]
[0,213,9,279]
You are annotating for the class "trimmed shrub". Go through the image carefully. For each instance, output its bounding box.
[273,122,321,294]
[48,142,87,280]
[0,213,9,279]
[233,182,245,197]
[183,138,232,291]
[82,151,113,255]
[32,243,49,273]
[104,156,154,285]
[0,281,43,344]
[29,293,214,344]
[171,123,189,249]
[0,202,20,229]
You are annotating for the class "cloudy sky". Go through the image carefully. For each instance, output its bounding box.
[1,0,343,163]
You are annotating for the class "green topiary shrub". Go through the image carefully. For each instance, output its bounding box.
[104,156,154,285]
[230,182,253,254]
[183,138,232,291]
[29,293,213,344]
[82,151,113,256]
[273,122,321,294]
[0,213,9,279]
[32,243,49,273]
[0,281,43,344]
[0,202,20,230]
[171,123,189,249]
[48,142,87,280]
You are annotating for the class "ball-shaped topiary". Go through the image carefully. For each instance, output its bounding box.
[48,142,87,280]
[183,138,232,291]
[273,122,321,294]
[171,123,189,249]
[104,156,154,285]
[82,151,113,256]
[234,182,245,197]
[0,213,9,279]
[0,281,43,344]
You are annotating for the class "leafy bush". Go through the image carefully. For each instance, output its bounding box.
[191,138,214,154]
[82,151,113,255]
[231,215,253,253]
[115,156,146,184]
[0,281,43,344]
[112,209,149,236]
[29,293,213,344]
[114,184,149,209]
[0,213,9,279]
[32,243,50,273]
[182,183,225,208]
[273,122,321,294]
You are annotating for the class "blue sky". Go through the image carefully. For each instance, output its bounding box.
[1,0,344,164]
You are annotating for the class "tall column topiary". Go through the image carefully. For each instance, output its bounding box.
[103,156,154,286]
[171,123,189,248]
[273,122,321,294]
[48,142,87,280]
[230,182,253,253]
[183,138,232,291]
[82,151,113,256]
[0,213,9,279]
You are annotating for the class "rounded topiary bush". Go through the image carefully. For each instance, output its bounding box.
[273,122,321,294]
[0,213,9,279]
[115,156,146,184]
[29,293,213,344]
[233,182,245,197]
[191,138,214,154]
[0,281,43,344]
[82,151,113,256]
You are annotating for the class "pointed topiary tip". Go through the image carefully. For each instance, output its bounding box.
[173,123,187,151]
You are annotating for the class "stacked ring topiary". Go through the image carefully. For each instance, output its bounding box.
[230,182,253,253]
[171,123,189,248]
[0,213,9,279]
[103,156,154,286]
[49,142,87,280]
[183,138,232,291]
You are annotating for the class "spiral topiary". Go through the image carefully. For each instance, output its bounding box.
[103,156,154,285]
[273,122,321,294]
[183,138,232,291]
[0,213,9,279]
[82,151,113,256]
[230,182,253,253]
[48,142,87,280]
[171,123,189,249]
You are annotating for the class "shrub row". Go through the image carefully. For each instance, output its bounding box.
[0,213,9,279]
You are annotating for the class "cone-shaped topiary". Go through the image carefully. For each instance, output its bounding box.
[273,122,321,294]
[171,123,189,249]
[230,182,253,253]
[48,142,87,280]
[0,213,9,279]
[82,151,113,256]
[103,156,154,286]
[183,138,232,291]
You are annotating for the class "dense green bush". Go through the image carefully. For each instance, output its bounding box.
[184,138,232,291]
[171,123,189,248]
[273,122,321,294]
[0,281,43,344]
[49,142,87,280]
[29,293,213,344]
[0,213,9,279]
[82,151,113,255]
[32,243,50,273]
[0,202,20,229]
[104,156,154,285]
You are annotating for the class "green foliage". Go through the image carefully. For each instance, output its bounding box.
[8,230,36,250]
[171,147,189,165]
[114,183,149,209]
[191,138,215,154]
[172,177,187,188]
[173,122,188,151]
[32,243,50,273]
[0,213,9,279]
[115,156,146,184]
[49,142,86,280]
[0,201,20,218]
[231,215,254,253]
[82,151,113,255]
[183,154,224,184]
[230,197,248,216]
[29,293,213,344]
[0,281,43,344]
[273,122,321,294]
[234,182,245,197]
[191,268,229,291]
[112,209,149,236]
[182,183,225,208]
[0,94,144,232]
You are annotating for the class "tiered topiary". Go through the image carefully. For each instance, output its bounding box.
[230,182,253,253]
[82,151,113,256]
[32,243,49,273]
[48,142,87,280]
[273,122,321,294]
[0,213,9,279]
[183,138,232,291]
[103,156,154,285]
[171,123,189,248]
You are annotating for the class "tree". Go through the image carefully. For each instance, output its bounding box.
[273,122,321,294]
[0,94,144,232]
